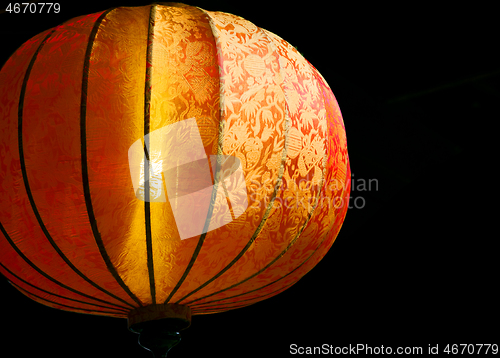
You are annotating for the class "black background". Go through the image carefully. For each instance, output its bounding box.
[0,1,498,357]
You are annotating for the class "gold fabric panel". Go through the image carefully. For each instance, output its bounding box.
[148,4,221,304]
[86,6,151,304]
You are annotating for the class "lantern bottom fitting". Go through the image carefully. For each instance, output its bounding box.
[128,303,192,333]
[128,304,192,357]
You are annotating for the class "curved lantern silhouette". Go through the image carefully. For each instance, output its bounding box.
[0,2,350,356]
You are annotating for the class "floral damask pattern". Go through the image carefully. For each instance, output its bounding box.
[184,29,350,311]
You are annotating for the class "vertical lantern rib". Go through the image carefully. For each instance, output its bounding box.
[80,8,142,308]
[174,22,291,305]
[162,131,222,304]
[0,261,129,313]
[163,6,223,305]
[15,23,136,311]
[144,4,156,305]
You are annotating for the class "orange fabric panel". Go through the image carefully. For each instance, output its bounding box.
[0,12,137,314]
[22,11,137,308]
[0,28,50,284]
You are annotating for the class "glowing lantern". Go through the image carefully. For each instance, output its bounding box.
[0,3,350,356]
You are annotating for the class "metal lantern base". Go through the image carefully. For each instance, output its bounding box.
[128,304,192,357]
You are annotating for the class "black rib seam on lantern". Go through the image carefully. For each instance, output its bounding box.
[191,281,295,311]
[0,219,126,310]
[162,7,222,305]
[163,120,223,305]
[0,261,129,314]
[144,4,157,305]
[14,24,130,311]
[80,8,142,308]
[173,20,291,305]
[186,201,338,307]
[11,281,127,316]
[189,261,300,308]
[187,210,338,308]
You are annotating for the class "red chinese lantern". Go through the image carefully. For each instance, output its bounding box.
[0,3,350,357]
